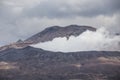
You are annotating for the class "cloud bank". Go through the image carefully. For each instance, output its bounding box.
[0,0,120,45]
[32,28,120,52]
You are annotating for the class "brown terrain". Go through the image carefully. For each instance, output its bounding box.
[0,25,120,80]
[0,46,120,80]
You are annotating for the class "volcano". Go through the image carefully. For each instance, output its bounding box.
[0,25,120,80]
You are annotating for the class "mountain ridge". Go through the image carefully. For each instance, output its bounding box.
[25,25,96,43]
[0,46,120,80]
[0,25,120,80]
[0,25,96,51]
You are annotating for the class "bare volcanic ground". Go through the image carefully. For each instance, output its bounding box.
[0,46,120,80]
[0,25,96,52]
[25,25,96,43]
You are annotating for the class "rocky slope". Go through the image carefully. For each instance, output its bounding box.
[0,46,120,80]
[25,25,96,43]
[0,25,96,51]
[0,25,119,80]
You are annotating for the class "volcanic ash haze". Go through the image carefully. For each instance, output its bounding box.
[32,27,120,52]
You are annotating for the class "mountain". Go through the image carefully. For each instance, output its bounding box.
[0,25,120,80]
[0,46,120,80]
[0,25,96,51]
[25,25,96,43]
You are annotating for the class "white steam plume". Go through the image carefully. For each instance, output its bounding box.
[31,27,120,52]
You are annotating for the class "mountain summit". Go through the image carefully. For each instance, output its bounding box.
[0,25,120,80]
[25,25,96,43]
[0,25,96,51]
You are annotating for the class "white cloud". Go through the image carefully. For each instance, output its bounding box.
[1,0,42,7]
[32,27,120,52]
[0,0,120,46]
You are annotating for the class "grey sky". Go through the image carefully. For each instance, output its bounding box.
[0,0,120,45]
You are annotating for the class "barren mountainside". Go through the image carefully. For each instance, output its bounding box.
[25,25,96,43]
[0,25,96,51]
[0,46,120,80]
[0,25,120,80]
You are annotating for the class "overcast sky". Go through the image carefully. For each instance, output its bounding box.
[0,0,120,45]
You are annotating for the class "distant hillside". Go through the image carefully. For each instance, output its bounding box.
[25,25,96,43]
[0,46,120,80]
[0,25,96,51]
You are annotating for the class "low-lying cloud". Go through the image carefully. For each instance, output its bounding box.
[32,27,120,52]
[0,0,120,45]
